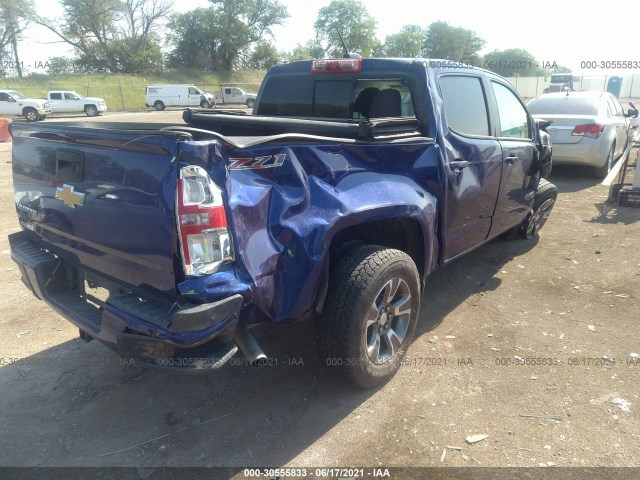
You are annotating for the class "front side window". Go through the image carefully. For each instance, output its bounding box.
[439,75,490,136]
[188,87,198,95]
[491,82,530,139]
[65,93,80,100]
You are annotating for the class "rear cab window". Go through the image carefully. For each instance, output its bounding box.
[256,75,416,120]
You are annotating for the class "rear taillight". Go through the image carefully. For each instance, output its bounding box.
[177,165,233,276]
[571,123,605,139]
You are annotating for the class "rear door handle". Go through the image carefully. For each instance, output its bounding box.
[449,160,469,171]
[505,156,518,165]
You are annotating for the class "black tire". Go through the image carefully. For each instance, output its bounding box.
[316,246,420,389]
[594,143,615,179]
[84,104,98,117]
[200,99,210,108]
[515,179,558,239]
[154,101,165,111]
[246,98,255,108]
[23,107,39,122]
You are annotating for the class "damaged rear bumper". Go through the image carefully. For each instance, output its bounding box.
[9,231,243,371]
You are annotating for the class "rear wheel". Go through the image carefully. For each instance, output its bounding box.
[154,101,165,111]
[594,143,615,179]
[23,108,39,122]
[316,246,420,389]
[519,179,558,239]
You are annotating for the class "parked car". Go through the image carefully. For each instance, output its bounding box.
[527,91,638,178]
[10,58,555,388]
[145,85,214,111]
[47,91,107,116]
[211,86,257,108]
[0,90,51,121]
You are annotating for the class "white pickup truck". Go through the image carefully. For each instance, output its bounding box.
[211,86,257,108]
[0,90,51,121]
[46,91,107,116]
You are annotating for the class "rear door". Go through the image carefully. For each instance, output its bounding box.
[487,80,537,236]
[438,74,503,261]
[48,92,65,111]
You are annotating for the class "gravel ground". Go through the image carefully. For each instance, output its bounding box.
[0,113,639,479]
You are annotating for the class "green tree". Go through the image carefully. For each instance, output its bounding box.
[34,0,171,74]
[380,25,426,58]
[0,0,34,77]
[483,48,545,77]
[287,39,325,61]
[245,41,281,69]
[314,0,377,57]
[548,64,572,74]
[167,0,288,71]
[424,21,485,65]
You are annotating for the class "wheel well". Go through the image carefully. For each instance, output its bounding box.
[328,218,425,278]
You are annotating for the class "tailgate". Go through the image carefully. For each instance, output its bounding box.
[10,122,189,300]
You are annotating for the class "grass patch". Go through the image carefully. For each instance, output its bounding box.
[1,70,266,112]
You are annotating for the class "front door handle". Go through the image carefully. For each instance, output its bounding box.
[449,160,469,171]
[505,156,518,165]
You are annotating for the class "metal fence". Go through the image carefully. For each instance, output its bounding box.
[1,82,262,112]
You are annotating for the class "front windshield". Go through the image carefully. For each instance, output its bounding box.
[8,91,26,99]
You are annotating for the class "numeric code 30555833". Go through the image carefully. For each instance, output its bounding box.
[581,60,640,69]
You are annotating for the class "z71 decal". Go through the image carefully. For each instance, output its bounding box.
[228,154,286,170]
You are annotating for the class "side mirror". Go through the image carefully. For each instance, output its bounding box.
[626,104,638,118]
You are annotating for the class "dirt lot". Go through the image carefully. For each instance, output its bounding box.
[0,113,639,479]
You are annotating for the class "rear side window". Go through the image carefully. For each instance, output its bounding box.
[439,76,490,136]
[49,93,62,100]
[491,82,530,139]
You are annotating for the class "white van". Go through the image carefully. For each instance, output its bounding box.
[145,85,214,111]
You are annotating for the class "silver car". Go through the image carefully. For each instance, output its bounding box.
[527,91,638,178]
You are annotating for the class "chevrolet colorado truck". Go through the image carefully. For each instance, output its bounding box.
[9,58,555,388]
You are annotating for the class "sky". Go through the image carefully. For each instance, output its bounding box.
[14,0,640,75]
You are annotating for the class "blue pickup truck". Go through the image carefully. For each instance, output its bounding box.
[9,58,555,388]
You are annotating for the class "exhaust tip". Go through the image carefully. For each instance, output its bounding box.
[235,327,268,367]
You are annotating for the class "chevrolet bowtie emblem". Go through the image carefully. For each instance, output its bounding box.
[55,184,85,208]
